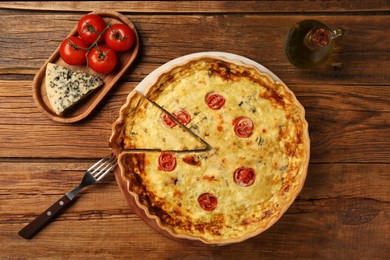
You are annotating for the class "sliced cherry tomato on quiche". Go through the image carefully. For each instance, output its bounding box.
[158,153,176,171]
[77,14,106,45]
[205,93,226,110]
[59,36,88,65]
[234,167,256,187]
[182,155,201,166]
[198,193,218,211]
[104,23,135,52]
[173,108,191,125]
[161,112,177,128]
[233,116,254,138]
[87,46,118,74]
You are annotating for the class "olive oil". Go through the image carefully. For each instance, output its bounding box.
[285,20,343,69]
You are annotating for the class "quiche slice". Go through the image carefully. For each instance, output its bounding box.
[110,91,210,153]
[45,63,104,115]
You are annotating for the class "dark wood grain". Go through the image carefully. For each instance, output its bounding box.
[0,81,388,163]
[1,161,388,258]
[0,1,389,259]
[1,13,390,86]
[0,1,389,13]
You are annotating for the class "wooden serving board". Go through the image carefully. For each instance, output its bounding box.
[32,10,140,123]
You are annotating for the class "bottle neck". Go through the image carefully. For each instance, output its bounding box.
[304,27,343,51]
[304,27,331,50]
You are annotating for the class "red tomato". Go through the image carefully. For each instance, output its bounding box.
[77,14,106,45]
[158,153,176,171]
[233,116,254,138]
[182,155,201,166]
[104,23,135,52]
[173,108,191,125]
[198,193,218,211]
[205,93,225,110]
[59,36,88,65]
[87,46,117,74]
[234,167,256,187]
[161,113,177,128]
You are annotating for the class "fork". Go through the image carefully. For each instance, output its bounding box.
[18,154,117,239]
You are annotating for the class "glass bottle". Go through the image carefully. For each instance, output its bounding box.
[285,20,343,69]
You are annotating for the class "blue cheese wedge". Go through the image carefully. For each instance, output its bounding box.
[45,63,104,115]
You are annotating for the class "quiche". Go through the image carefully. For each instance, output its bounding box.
[111,56,310,245]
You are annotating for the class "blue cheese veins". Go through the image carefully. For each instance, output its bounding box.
[45,63,104,115]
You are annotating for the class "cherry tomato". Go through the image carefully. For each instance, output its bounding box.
[158,153,176,171]
[161,112,177,128]
[205,93,225,110]
[104,23,135,52]
[198,193,218,211]
[234,167,256,187]
[87,46,117,74]
[233,116,254,138]
[77,14,106,45]
[173,108,191,125]
[59,36,88,65]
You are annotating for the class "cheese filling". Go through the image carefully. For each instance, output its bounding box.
[118,58,309,243]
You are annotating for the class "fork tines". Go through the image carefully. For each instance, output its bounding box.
[89,154,117,181]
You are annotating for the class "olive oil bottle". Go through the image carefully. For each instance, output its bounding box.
[285,20,343,69]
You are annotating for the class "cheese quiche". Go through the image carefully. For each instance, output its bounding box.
[110,90,209,153]
[111,56,310,245]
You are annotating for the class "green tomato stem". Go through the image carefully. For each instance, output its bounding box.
[84,23,111,69]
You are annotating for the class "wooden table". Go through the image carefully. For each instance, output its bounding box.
[1,1,389,259]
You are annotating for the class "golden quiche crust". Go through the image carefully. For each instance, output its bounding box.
[111,56,310,245]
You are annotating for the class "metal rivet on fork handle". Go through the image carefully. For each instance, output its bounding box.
[18,154,117,239]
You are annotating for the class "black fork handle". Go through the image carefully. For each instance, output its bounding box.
[18,195,74,239]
